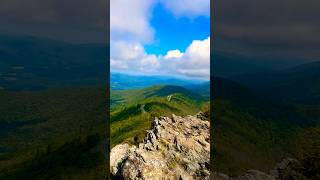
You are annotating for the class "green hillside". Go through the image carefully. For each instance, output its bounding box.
[212,77,319,176]
[0,84,208,179]
[0,87,107,179]
[110,85,208,147]
[267,76,320,104]
[213,100,296,175]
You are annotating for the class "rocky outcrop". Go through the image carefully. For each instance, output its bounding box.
[110,112,210,180]
[270,158,304,179]
[212,158,307,180]
[211,170,274,180]
[235,170,274,180]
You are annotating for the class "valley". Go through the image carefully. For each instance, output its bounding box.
[110,85,210,147]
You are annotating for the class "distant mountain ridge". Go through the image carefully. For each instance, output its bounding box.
[0,34,108,90]
[228,61,320,104]
[111,85,206,108]
[212,50,308,77]
[110,72,206,90]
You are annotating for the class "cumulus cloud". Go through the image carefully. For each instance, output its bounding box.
[164,37,210,79]
[140,54,161,72]
[111,37,210,80]
[161,0,210,18]
[164,50,184,60]
[111,0,155,43]
[110,0,210,79]
[111,41,145,61]
[110,40,161,74]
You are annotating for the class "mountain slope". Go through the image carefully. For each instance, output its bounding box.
[0,87,107,179]
[110,85,208,147]
[212,77,316,176]
[185,81,210,99]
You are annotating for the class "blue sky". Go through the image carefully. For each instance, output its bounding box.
[110,0,210,80]
[145,3,210,55]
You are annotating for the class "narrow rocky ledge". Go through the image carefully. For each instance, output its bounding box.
[110,112,210,180]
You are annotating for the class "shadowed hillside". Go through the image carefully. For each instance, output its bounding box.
[0,87,107,179]
[212,76,320,177]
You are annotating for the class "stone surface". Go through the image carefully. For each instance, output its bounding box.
[110,113,210,180]
[235,170,275,180]
[211,158,306,180]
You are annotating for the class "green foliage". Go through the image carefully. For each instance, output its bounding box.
[213,100,290,176]
[2,134,105,180]
[0,87,107,179]
[110,85,206,147]
[213,77,320,177]
[294,127,320,179]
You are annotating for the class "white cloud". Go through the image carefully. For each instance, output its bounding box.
[110,58,129,70]
[140,54,161,72]
[110,40,161,74]
[163,37,210,79]
[111,37,210,80]
[110,0,160,74]
[110,41,145,61]
[110,0,155,43]
[164,49,184,60]
[161,0,210,18]
[110,0,210,80]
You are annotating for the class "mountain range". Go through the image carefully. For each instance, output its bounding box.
[0,34,108,90]
[212,54,320,177]
[212,50,310,77]
[0,34,210,91]
[110,72,206,90]
[228,61,320,104]
[1,34,319,179]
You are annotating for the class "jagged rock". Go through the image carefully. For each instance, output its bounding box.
[110,113,210,180]
[270,158,305,180]
[110,143,131,175]
[212,158,308,180]
[235,170,275,180]
[196,111,209,121]
[211,170,274,180]
[212,172,232,180]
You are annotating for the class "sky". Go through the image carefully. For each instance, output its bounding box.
[214,0,320,61]
[1,0,317,71]
[110,0,210,80]
[0,0,108,43]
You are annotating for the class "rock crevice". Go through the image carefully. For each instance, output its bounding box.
[110,112,210,180]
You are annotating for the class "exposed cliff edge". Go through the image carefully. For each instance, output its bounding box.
[110,112,210,180]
